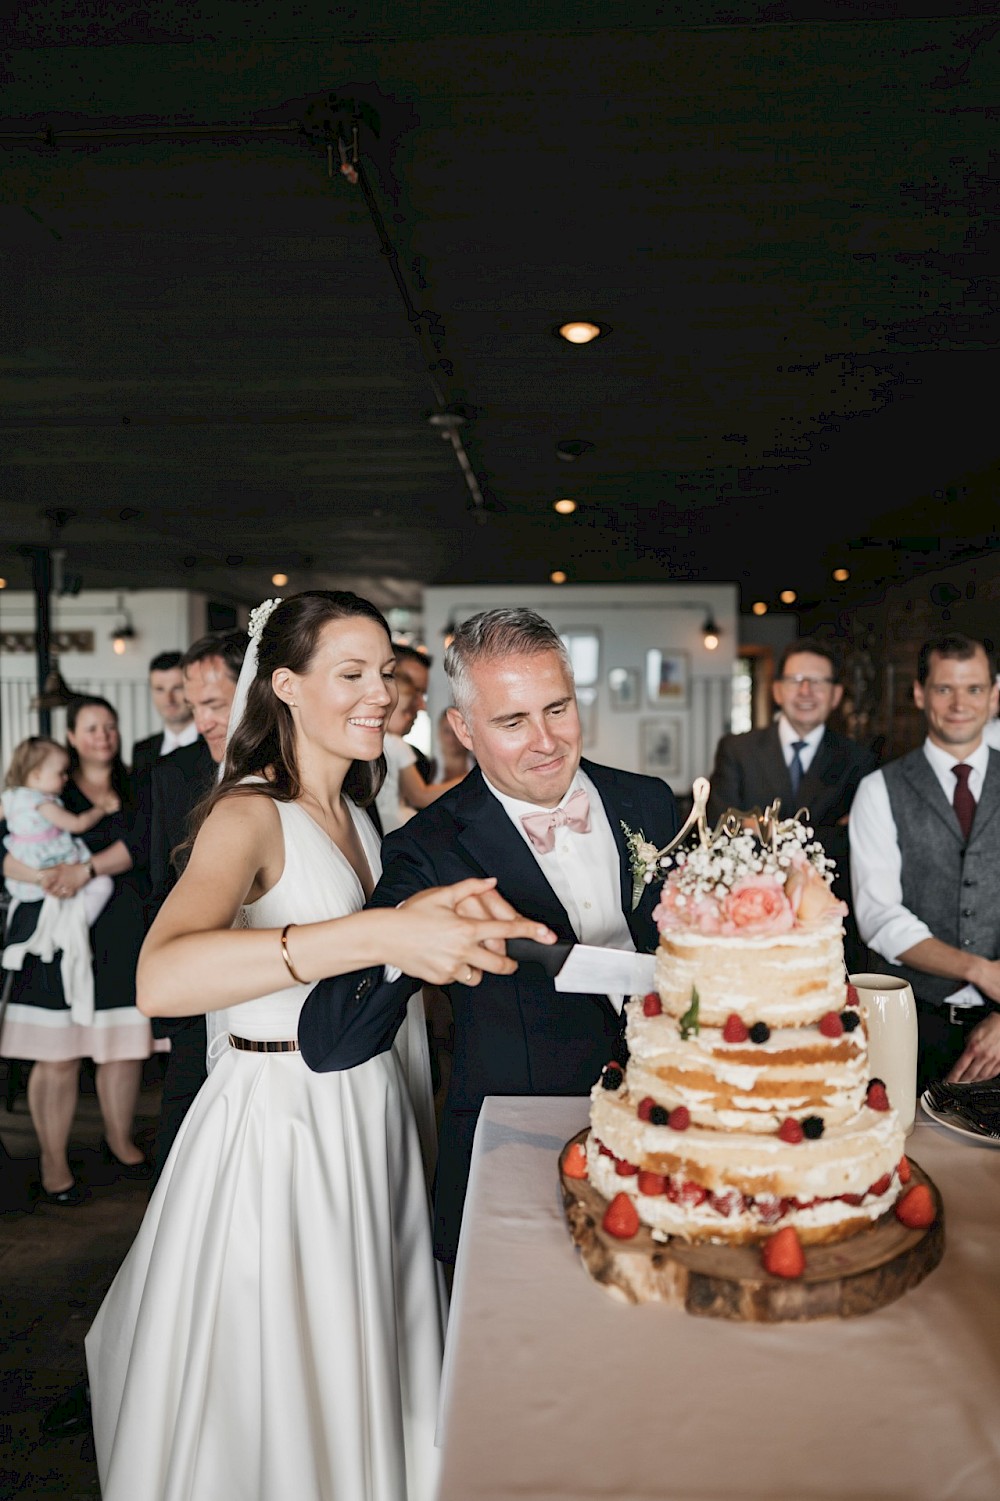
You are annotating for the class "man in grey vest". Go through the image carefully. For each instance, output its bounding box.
[850,633,1000,1093]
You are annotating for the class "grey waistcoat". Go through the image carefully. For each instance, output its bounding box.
[879,746,1000,1006]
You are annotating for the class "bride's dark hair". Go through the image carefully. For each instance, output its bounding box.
[196,591,391,834]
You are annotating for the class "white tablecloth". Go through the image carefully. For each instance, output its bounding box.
[437,1096,1000,1501]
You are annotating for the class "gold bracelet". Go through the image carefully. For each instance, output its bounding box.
[280,923,307,985]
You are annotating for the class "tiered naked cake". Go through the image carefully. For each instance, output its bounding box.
[562,790,942,1313]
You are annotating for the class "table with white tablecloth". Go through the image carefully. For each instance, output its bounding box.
[437,1096,1000,1501]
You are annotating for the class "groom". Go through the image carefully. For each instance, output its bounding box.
[299,608,679,1262]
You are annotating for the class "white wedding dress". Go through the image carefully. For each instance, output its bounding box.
[86,798,444,1501]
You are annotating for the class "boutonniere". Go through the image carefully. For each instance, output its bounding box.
[621,822,661,911]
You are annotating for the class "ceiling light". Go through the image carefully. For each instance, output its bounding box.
[30,665,75,711]
[110,594,137,654]
[780,589,797,604]
[702,614,721,651]
[550,569,567,584]
[833,567,850,582]
[553,498,577,515]
[0,577,6,588]
[751,601,768,616]
[271,572,288,586]
[554,320,610,344]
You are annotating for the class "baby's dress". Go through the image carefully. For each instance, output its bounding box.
[86,798,444,1501]
[1,786,91,902]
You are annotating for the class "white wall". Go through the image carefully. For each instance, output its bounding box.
[0,589,216,770]
[422,583,738,794]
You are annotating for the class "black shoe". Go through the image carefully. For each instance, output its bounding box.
[99,1139,153,1181]
[41,1379,91,1439]
[36,1179,89,1207]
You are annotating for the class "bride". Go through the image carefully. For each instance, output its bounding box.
[85,590,554,1501]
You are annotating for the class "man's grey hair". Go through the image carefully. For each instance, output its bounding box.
[445,608,573,718]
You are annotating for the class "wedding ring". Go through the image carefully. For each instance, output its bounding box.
[463,965,475,984]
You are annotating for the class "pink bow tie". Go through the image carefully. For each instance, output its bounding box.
[520,787,592,854]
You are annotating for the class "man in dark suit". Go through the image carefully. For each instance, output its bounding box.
[707,637,876,964]
[146,629,246,1179]
[131,651,198,775]
[299,608,679,1263]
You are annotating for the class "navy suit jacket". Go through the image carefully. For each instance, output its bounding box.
[298,759,679,1261]
[131,731,166,779]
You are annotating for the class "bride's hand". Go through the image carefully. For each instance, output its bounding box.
[393,878,555,985]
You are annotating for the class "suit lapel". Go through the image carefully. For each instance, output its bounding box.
[797,730,843,820]
[760,724,794,810]
[453,772,576,938]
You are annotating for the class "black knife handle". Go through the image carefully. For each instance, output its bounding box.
[506,938,573,977]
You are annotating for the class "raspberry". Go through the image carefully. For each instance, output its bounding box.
[866,1080,890,1112]
[637,1169,668,1196]
[637,1095,656,1121]
[802,1115,825,1140]
[818,1011,844,1038]
[614,1157,639,1176]
[648,1105,670,1127]
[601,1064,624,1091]
[845,984,860,1008]
[562,1141,588,1179]
[602,1191,640,1239]
[668,1106,691,1131]
[762,1226,806,1279]
[642,992,663,1017]
[841,1010,861,1032]
[777,1117,804,1144]
[869,1174,892,1197]
[749,1021,770,1044]
[898,1155,912,1184]
[895,1183,935,1229]
[722,1012,749,1043]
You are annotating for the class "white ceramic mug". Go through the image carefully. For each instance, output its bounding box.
[849,972,918,1135]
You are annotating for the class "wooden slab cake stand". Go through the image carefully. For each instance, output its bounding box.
[560,1129,944,1322]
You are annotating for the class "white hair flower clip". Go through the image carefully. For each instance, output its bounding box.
[248,597,282,645]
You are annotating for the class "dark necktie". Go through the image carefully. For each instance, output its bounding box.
[951,763,976,841]
[788,740,808,797]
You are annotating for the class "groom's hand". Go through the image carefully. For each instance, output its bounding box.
[455,882,525,955]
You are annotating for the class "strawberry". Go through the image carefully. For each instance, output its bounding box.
[637,1169,668,1196]
[642,992,663,1017]
[637,1095,656,1121]
[602,1191,640,1239]
[668,1106,691,1131]
[895,1183,935,1229]
[898,1155,912,1185]
[597,1140,614,1158]
[845,983,860,1008]
[761,1226,806,1279]
[562,1141,588,1179]
[678,1179,709,1207]
[818,1011,844,1038]
[866,1080,890,1112]
[869,1173,892,1197]
[777,1117,804,1144]
[614,1157,639,1176]
[722,1012,749,1043]
[840,1192,864,1206]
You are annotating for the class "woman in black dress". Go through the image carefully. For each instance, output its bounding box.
[2,696,158,1203]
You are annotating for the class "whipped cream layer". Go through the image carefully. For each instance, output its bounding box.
[655,925,846,1026]
[589,1084,904,1203]
[626,1005,868,1130]
[585,1138,899,1245]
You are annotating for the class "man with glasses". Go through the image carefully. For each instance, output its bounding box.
[850,633,1000,1089]
[707,638,876,962]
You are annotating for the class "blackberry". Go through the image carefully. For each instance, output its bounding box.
[802,1115,825,1139]
[749,1021,770,1044]
[841,1010,861,1032]
[601,1066,623,1091]
[649,1105,670,1126]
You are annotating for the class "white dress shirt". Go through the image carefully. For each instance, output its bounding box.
[777,715,825,775]
[161,721,199,755]
[850,736,991,967]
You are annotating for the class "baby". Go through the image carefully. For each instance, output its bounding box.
[2,736,116,923]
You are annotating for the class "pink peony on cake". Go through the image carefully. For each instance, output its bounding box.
[585,796,908,1247]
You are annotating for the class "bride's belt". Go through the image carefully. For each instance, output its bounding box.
[228,1034,299,1053]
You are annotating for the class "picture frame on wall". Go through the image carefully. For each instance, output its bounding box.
[608,667,640,711]
[641,716,684,779]
[645,648,689,706]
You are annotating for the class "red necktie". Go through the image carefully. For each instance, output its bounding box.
[951,763,976,842]
[521,786,591,854]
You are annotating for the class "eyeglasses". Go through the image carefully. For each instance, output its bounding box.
[779,674,835,688]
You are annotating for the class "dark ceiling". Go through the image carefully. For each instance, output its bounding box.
[2,2,998,617]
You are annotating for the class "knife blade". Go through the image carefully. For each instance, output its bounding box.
[507,938,656,996]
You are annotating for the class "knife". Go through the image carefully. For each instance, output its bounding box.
[507,938,656,996]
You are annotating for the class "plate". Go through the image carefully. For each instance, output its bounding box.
[920,1092,1000,1146]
